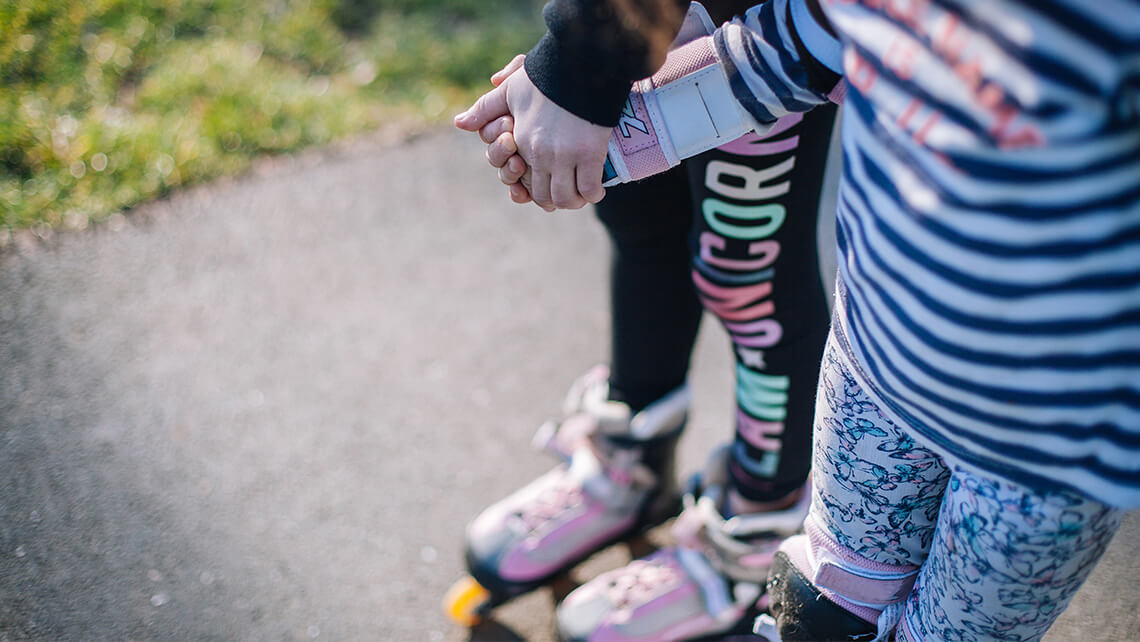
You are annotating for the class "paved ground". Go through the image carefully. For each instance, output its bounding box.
[1,128,1136,641]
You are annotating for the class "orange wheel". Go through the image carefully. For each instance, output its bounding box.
[443,575,490,627]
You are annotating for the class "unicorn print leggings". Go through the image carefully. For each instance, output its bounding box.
[596,101,841,504]
[811,328,1124,641]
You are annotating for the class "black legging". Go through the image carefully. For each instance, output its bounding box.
[595,94,839,503]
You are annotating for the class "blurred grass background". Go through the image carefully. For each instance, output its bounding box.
[1,0,544,231]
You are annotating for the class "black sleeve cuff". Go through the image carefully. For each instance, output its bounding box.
[524,32,634,127]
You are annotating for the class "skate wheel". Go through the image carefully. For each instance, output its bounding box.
[443,575,490,627]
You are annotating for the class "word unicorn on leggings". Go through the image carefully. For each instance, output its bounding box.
[692,112,827,501]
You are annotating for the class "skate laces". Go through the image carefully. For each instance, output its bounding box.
[602,557,683,610]
[515,446,641,534]
[517,479,585,534]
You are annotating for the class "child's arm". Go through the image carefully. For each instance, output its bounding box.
[603,0,846,185]
[457,0,691,210]
[459,0,846,209]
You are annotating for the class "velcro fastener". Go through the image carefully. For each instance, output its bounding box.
[805,514,919,609]
[654,63,752,160]
[813,556,917,606]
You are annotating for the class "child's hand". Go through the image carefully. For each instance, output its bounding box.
[485,56,535,204]
[486,131,534,205]
[455,54,539,207]
[455,58,608,211]
[474,112,533,204]
[489,54,526,88]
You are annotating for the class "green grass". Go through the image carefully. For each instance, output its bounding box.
[1,0,544,230]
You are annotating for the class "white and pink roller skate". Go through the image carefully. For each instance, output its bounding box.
[555,445,811,641]
[443,366,690,626]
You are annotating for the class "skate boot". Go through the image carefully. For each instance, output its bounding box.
[555,445,811,641]
[752,517,914,642]
[750,547,877,642]
[443,365,689,627]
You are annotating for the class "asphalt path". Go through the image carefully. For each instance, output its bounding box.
[1,128,1136,641]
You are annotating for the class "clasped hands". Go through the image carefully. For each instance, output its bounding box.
[454,55,612,211]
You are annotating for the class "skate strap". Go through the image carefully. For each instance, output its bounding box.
[677,548,748,625]
[672,492,785,585]
[648,37,752,161]
[605,36,754,185]
[805,516,918,607]
[627,383,690,440]
[812,553,916,605]
[564,440,658,513]
[721,481,811,539]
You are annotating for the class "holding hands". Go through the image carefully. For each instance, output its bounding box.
[454,55,610,211]
[454,4,748,211]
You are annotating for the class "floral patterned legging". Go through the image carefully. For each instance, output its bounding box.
[810,329,1124,642]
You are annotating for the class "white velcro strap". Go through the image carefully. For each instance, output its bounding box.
[601,31,756,186]
[647,63,753,160]
[802,513,918,609]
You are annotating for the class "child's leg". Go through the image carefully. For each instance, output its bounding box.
[554,104,843,642]
[767,330,1125,641]
[762,331,953,640]
[900,462,1124,642]
[452,170,702,618]
[809,332,953,569]
[594,165,703,412]
[684,103,839,504]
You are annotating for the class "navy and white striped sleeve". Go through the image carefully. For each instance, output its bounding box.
[713,0,844,125]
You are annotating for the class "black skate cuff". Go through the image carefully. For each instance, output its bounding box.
[766,551,878,642]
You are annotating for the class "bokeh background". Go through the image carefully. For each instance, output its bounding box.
[2,0,543,233]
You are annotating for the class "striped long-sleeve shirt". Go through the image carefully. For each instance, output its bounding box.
[527,0,1140,507]
[715,0,1140,507]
